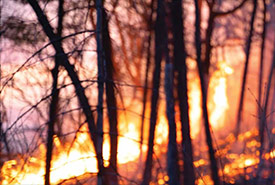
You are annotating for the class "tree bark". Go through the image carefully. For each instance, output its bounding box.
[102,9,119,185]
[258,0,267,146]
[164,3,181,183]
[45,1,63,184]
[194,0,220,185]
[142,0,165,184]
[259,36,275,159]
[171,0,195,184]
[256,33,275,185]
[140,0,154,162]
[165,63,180,185]
[236,0,257,136]
[95,0,105,184]
[202,2,214,78]
[45,57,60,185]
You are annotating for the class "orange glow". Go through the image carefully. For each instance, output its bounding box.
[208,60,233,129]
[2,127,97,185]
[188,77,202,138]
[188,60,233,138]
[1,121,144,184]
[196,175,213,185]
[264,149,275,160]
[2,59,273,185]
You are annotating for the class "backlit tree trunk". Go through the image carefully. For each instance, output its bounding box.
[164,2,180,183]
[258,0,267,148]
[45,0,63,184]
[142,0,165,184]
[102,9,119,185]
[171,0,195,184]
[236,0,257,136]
[95,0,105,184]
[194,0,220,184]
[140,0,155,162]
[165,62,180,185]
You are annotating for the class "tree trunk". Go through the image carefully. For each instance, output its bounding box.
[256,33,275,185]
[171,0,195,184]
[165,63,180,185]
[259,35,275,160]
[45,1,63,184]
[45,57,60,185]
[194,0,220,185]
[254,2,267,184]
[95,0,105,184]
[102,9,119,185]
[202,2,214,77]
[140,0,154,163]
[164,3,180,183]
[142,0,165,184]
[236,0,257,136]
[258,0,267,147]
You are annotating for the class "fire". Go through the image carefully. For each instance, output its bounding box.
[116,122,141,164]
[2,59,273,185]
[155,115,169,146]
[196,175,213,185]
[1,121,142,184]
[208,60,233,129]
[188,77,203,138]
[1,127,97,184]
[188,60,233,138]
[1,110,171,185]
[264,149,275,160]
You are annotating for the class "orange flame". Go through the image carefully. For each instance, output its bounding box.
[208,60,233,129]
[1,121,144,184]
[4,59,272,185]
[188,60,233,137]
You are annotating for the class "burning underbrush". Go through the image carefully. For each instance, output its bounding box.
[1,60,274,185]
[1,127,274,185]
[194,129,275,185]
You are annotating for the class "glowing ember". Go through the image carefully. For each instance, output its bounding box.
[264,149,275,160]
[196,175,213,185]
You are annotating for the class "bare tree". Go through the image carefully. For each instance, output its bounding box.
[95,0,105,184]
[170,0,195,184]
[142,0,166,184]
[258,0,267,147]
[165,3,181,184]
[45,0,64,184]
[260,34,275,162]
[26,0,101,182]
[140,0,154,162]
[194,0,220,184]
[102,8,119,185]
[236,0,258,136]
[165,62,180,185]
